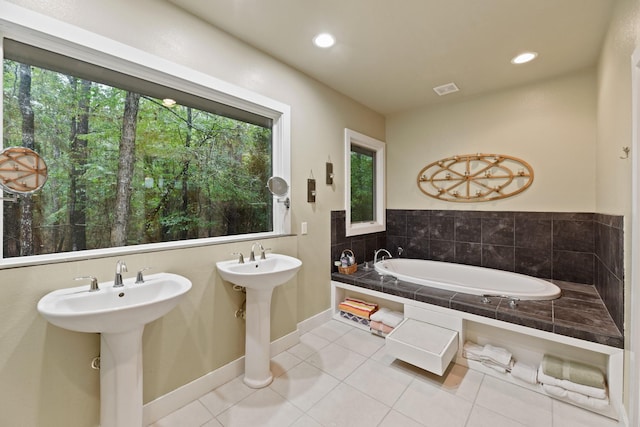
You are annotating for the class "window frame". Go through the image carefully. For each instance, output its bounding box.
[0,4,291,267]
[344,128,385,237]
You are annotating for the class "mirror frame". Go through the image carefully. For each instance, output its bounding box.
[266,176,289,197]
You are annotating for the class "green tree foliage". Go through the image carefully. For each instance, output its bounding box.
[2,60,272,257]
[350,149,375,223]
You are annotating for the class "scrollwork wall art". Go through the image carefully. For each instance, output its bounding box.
[417,153,533,202]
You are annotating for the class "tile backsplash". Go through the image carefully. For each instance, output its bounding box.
[331,209,624,334]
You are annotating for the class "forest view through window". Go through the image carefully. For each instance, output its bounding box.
[2,41,273,259]
[350,146,375,223]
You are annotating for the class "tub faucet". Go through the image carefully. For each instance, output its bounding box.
[114,260,127,288]
[374,248,393,264]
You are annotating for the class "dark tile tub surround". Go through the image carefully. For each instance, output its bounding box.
[595,214,625,332]
[332,268,623,348]
[331,209,624,336]
[331,210,386,268]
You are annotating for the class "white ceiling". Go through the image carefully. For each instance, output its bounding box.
[168,0,616,115]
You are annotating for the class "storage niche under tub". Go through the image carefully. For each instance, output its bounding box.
[331,284,404,333]
[330,280,623,421]
[463,321,619,420]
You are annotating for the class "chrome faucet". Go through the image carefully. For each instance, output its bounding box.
[135,267,151,284]
[374,249,398,283]
[232,252,245,264]
[76,275,99,292]
[374,248,393,264]
[250,242,267,261]
[114,260,127,287]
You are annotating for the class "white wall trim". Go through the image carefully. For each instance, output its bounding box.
[344,128,386,237]
[628,46,640,427]
[0,0,292,265]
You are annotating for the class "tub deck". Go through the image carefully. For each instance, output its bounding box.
[332,267,623,348]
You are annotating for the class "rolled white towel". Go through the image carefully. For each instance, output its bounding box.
[481,344,513,367]
[380,310,404,328]
[538,366,607,400]
[463,341,513,372]
[542,384,610,410]
[369,307,389,322]
[370,308,404,328]
[462,341,484,359]
[482,360,510,374]
[511,361,538,385]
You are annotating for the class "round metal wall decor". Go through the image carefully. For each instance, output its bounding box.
[0,146,48,194]
[417,153,533,202]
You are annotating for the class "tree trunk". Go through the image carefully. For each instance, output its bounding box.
[179,107,192,240]
[18,63,35,256]
[69,77,91,251]
[111,91,140,247]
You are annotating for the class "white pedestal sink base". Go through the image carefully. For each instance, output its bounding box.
[100,326,144,427]
[215,254,302,389]
[243,288,274,388]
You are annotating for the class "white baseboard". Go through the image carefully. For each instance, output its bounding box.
[297,308,332,334]
[143,311,330,425]
[143,356,244,425]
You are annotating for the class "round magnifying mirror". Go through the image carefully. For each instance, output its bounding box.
[0,147,48,194]
[266,176,289,197]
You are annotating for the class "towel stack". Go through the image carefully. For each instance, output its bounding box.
[462,344,610,410]
[463,341,514,373]
[538,355,609,410]
[338,297,378,327]
[369,307,404,337]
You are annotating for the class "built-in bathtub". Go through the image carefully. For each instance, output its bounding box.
[375,258,561,301]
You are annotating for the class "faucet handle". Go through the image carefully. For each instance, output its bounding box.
[232,252,245,264]
[76,275,99,292]
[116,259,128,274]
[261,247,271,260]
[135,267,151,284]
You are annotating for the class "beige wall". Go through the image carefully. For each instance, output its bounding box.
[0,1,384,426]
[386,69,597,212]
[385,0,640,422]
[5,0,640,425]
[596,0,640,420]
[597,0,639,216]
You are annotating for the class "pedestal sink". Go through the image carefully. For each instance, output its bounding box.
[37,272,192,427]
[216,254,302,388]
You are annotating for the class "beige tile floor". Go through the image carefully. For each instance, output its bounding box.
[149,319,619,427]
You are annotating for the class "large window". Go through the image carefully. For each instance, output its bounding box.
[0,18,291,263]
[344,128,385,236]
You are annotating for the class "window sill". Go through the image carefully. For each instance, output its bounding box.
[0,232,295,269]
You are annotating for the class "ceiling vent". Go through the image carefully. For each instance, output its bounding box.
[433,82,459,96]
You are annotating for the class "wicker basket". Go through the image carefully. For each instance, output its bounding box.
[338,249,357,274]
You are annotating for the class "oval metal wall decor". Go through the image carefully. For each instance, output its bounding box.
[417,153,533,202]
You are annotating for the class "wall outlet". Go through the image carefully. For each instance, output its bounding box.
[301,222,308,235]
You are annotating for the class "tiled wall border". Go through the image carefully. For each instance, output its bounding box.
[595,214,624,332]
[330,209,624,333]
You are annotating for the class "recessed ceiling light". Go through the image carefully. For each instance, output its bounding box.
[313,33,335,48]
[162,98,176,107]
[511,52,538,65]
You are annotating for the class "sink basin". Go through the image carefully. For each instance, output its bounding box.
[37,271,191,427]
[216,254,302,290]
[216,253,302,388]
[37,272,192,334]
